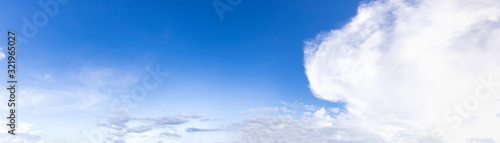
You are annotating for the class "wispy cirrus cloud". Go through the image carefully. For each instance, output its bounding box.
[22,65,140,113]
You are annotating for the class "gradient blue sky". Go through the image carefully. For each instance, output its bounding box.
[0,0,367,142]
[3,0,500,142]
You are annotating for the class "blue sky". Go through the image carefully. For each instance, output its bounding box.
[3,0,500,142]
[4,0,364,105]
[0,0,365,142]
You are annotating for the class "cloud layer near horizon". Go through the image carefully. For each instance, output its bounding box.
[303,0,500,142]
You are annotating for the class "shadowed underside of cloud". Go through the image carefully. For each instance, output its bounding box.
[301,0,500,142]
[185,127,223,133]
[96,113,201,142]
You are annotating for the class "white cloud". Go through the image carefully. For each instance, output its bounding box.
[95,113,201,142]
[232,105,384,143]
[13,65,144,142]
[0,121,44,143]
[328,107,340,114]
[240,106,296,115]
[22,66,140,112]
[0,47,5,61]
[303,0,500,142]
[185,127,223,133]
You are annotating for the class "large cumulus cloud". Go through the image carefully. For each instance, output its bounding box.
[304,0,500,142]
